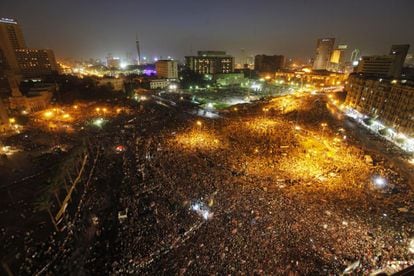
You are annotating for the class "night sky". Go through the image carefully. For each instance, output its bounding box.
[1,0,413,62]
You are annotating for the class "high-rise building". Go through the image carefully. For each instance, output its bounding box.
[0,17,58,79]
[327,44,348,72]
[156,60,178,79]
[345,74,414,136]
[389,44,410,77]
[330,50,341,64]
[0,18,26,75]
[0,18,26,49]
[15,49,59,78]
[106,55,121,69]
[0,18,56,114]
[350,49,360,65]
[356,56,396,77]
[313,38,335,70]
[356,44,410,78]
[185,51,234,74]
[254,55,285,73]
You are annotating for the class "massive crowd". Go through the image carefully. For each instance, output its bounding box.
[4,93,414,275]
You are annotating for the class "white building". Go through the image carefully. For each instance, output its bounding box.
[97,77,124,91]
[150,79,171,90]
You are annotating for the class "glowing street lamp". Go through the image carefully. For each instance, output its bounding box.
[372,176,387,188]
[196,120,202,127]
[43,111,53,118]
[321,122,328,135]
[93,118,105,128]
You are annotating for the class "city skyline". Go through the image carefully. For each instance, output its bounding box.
[1,1,414,274]
[1,0,414,61]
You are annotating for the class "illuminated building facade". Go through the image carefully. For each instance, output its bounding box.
[97,77,125,91]
[273,69,347,87]
[356,44,410,78]
[350,49,360,64]
[150,79,173,90]
[185,51,234,74]
[327,44,348,72]
[0,18,59,79]
[106,56,121,69]
[15,49,59,78]
[0,18,25,77]
[313,38,335,70]
[0,18,56,114]
[9,89,53,112]
[356,56,396,77]
[345,74,414,136]
[155,60,178,79]
[254,55,285,73]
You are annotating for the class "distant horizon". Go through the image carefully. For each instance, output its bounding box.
[1,0,413,62]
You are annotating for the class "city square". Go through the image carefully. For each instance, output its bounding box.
[1,90,413,274]
[1,1,414,275]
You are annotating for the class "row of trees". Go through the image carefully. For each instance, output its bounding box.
[34,140,91,231]
[21,75,123,104]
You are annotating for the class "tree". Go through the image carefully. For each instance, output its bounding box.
[180,68,210,89]
[34,195,59,232]
[48,180,62,208]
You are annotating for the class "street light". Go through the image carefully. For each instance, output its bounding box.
[321,122,328,135]
[43,111,53,118]
[372,176,387,188]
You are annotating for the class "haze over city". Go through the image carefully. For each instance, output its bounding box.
[1,0,414,275]
[1,0,414,60]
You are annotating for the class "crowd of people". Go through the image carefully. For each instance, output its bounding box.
[5,92,414,274]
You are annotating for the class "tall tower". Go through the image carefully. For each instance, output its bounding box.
[350,49,360,64]
[312,38,335,70]
[0,18,26,75]
[135,34,141,65]
[389,44,409,78]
